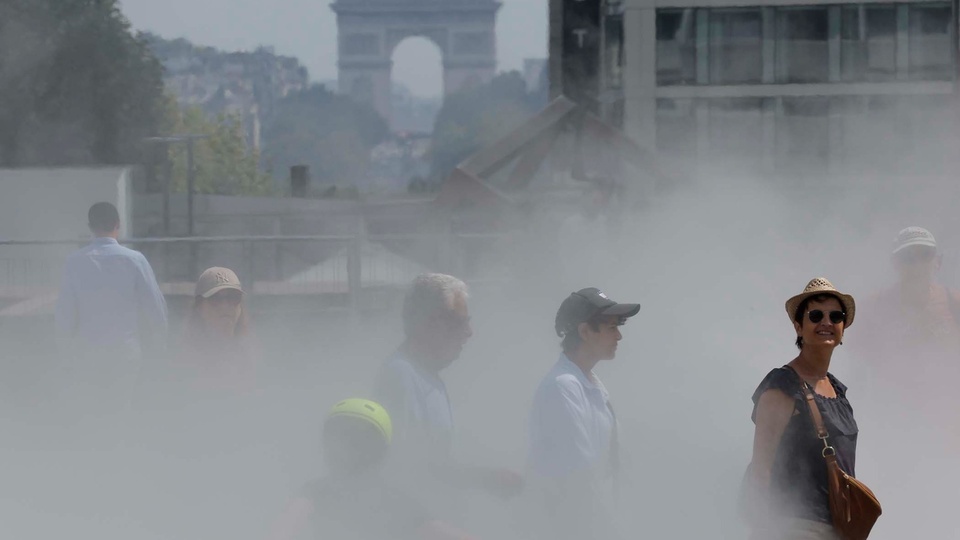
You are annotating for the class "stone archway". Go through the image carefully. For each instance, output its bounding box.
[331,0,500,128]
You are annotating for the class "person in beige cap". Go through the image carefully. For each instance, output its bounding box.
[742,278,860,540]
[178,266,258,395]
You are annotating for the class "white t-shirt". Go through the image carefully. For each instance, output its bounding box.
[373,351,454,461]
[372,351,461,521]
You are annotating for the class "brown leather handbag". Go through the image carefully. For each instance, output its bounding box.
[799,381,882,540]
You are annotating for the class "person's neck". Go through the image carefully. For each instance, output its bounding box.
[93,230,119,240]
[566,349,600,380]
[791,349,832,380]
[403,341,440,375]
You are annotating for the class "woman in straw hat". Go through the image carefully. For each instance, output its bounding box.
[744,278,859,540]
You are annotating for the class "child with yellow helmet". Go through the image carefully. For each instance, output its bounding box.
[267,398,479,540]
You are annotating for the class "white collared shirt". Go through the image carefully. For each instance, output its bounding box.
[54,237,168,360]
[528,353,616,478]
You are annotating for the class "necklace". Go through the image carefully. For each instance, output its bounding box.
[789,362,828,384]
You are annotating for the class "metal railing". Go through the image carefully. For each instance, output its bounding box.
[0,232,512,316]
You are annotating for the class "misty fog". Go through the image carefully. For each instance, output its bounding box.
[2,1,960,539]
[4,138,959,539]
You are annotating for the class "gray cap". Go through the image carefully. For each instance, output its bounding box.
[555,287,640,338]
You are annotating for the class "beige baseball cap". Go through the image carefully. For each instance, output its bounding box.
[195,267,243,298]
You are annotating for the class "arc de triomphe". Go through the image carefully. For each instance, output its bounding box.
[331,0,501,127]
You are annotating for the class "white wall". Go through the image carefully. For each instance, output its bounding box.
[0,167,132,241]
[0,167,132,297]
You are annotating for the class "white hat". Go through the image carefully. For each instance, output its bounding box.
[892,227,937,255]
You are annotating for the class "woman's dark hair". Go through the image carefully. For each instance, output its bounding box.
[793,293,847,350]
[561,317,602,353]
[183,293,251,350]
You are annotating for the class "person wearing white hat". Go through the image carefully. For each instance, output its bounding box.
[744,278,860,540]
[850,229,960,539]
[857,226,960,358]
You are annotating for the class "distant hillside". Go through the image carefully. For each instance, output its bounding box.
[143,33,310,149]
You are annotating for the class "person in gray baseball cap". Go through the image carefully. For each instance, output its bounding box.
[525,287,639,540]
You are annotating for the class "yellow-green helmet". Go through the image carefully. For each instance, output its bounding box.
[328,398,393,445]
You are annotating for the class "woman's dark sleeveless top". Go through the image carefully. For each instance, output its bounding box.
[751,367,859,524]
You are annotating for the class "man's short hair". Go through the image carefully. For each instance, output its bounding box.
[88,202,120,233]
[402,273,468,338]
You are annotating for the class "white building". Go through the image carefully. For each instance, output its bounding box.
[619,0,957,179]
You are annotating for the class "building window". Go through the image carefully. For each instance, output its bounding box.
[840,5,897,82]
[776,8,829,83]
[909,3,953,81]
[709,9,763,84]
[656,9,697,85]
[708,98,765,169]
[656,99,697,158]
[604,1,626,92]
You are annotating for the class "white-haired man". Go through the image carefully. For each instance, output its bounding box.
[373,274,522,520]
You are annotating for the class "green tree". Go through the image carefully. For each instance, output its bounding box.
[0,0,165,166]
[261,84,388,191]
[429,72,546,188]
[160,103,274,196]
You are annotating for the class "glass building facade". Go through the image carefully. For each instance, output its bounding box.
[628,1,957,179]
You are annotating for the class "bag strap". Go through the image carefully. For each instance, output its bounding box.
[784,365,837,458]
[946,287,960,328]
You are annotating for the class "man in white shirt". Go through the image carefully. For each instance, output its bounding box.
[373,273,522,520]
[55,202,168,415]
[527,287,639,540]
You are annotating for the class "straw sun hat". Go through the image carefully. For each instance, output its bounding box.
[785,277,856,328]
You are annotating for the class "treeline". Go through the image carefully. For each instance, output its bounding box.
[0,0,547,195]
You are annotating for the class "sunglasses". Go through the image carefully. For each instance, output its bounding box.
[207,290,242,307]
[896,248,936,265]
[807,310,845,324]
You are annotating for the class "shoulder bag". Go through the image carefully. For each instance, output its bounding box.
[798,380,882,540]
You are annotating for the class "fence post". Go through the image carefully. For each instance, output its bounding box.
[245,239,257,295]
[347,214,365,320]
[443,220,465,279]
[273,218,283,281]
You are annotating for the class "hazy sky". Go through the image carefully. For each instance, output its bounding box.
[119,0,547,97]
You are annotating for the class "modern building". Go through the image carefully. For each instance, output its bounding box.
[616,1,957,179]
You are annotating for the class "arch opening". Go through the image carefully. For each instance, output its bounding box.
[391,36,443,134]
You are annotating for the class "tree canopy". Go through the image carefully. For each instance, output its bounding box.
[0,0,166,166]
[428,71,547,189]
[260,84,389,192]
[158,101,274,196]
